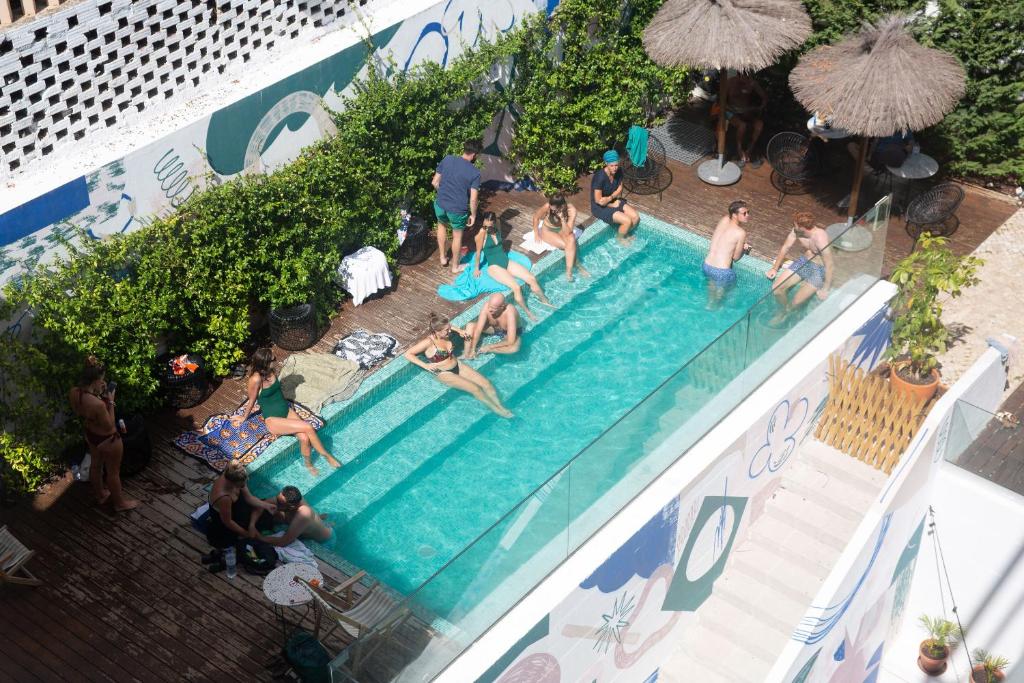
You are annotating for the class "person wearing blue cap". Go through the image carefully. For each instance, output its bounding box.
[591,149,640,244]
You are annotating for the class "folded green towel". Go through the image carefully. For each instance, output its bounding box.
[627,125,649,167]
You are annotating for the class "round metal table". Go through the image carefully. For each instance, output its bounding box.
[806,115,851,140]
[887,151,938,212]
[263,564,324,645]
[826,221,874,252]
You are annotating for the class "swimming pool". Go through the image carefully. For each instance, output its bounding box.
[248,216,771,618]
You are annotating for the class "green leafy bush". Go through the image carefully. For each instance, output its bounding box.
[509,0,688,192]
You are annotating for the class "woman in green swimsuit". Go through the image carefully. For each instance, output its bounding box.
[404,313,513,418]
[233,348,342,477]
[472,211,552,322]
[531,192,589,281]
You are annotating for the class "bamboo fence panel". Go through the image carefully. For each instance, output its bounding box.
[814,353,930,473]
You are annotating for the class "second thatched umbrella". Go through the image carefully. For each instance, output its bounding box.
[643,0,811,185]
[790,15,966,225]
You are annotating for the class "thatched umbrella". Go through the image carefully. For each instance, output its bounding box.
[644,0,811,185]
[790,15,966,224]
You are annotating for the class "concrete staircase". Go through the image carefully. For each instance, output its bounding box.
[659,439,889,683]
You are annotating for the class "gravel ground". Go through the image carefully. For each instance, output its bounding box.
[937,207,1024,399]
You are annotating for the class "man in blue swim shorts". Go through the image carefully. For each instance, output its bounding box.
[766,211,834,324]
[703,200,752,307]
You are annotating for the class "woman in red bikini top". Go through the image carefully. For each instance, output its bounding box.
[68,355,139,512]
[404,312,514,418]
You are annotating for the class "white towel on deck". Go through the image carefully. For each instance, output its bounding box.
[268,532,318,566]
[520,231,555,255]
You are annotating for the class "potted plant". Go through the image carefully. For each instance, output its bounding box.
[917,614,961,675]
[971,649,1009,682]
[886,233,982,404]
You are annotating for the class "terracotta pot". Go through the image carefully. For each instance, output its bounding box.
[918,640,950,675]
[891,362,940,405]
[971,665,1006,682]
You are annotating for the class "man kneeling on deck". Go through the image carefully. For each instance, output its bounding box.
[257,486,333,546]
[463,293,522,360]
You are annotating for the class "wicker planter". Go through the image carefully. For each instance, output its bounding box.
[397,216,431,266]
[118,414,152,477]
[160,354,208,409]
[270,302,318,351]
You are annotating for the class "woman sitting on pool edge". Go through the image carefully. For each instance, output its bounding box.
[531,192,589,281]
[473,211,552,321]
[405,313,513,418]
[232,348,342,477]
[591,150,640,245]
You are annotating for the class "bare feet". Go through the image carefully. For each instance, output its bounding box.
[112,498,141,512]
[324,454,342,469]
[523,307,538,322]
[566,272,573,282]
[306,464,321,477]
[578,265,591,278]
[495,407,514,418]
[95,489,111,506]
[537,295,556,308]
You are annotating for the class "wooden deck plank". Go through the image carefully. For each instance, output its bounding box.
[1,159,1015,682]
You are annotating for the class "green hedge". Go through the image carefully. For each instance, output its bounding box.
[0,0,683,494]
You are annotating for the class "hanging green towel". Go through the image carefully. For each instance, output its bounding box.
[626,125,649,167]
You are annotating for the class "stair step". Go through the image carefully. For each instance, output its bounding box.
[712,569,808,635]
[698,593,791,661]
[729,541,829,604]
[659,646,735,683]
[765,488,858,550]
[779,468,874,523]
[681,614,777,682]
[745,514,846,572]
[800,439,890,493]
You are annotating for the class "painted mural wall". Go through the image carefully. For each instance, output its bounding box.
[475,307,898,683]
[0,0,551,286]
[772,348,1007,683]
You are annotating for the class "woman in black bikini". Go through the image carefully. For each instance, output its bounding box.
[68,355,139,511]
[404,313,513,418]
[204,461,276,568]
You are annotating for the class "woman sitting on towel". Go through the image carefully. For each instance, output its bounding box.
[531,192,589,282]
[473,211,552,322]
[232,348,342,477]
[405,313,513,418]
[205,461,276,566]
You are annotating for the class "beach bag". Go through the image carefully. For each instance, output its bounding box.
[284,630,330,683]
[240,541,278,576]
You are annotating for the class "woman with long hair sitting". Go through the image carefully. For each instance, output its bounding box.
[232,348,342,477]
[531,192,589,281]
[404,313,513,418]
[472,211,552,321]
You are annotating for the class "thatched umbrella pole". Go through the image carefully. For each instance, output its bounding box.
[790,16,966,226]
[715,72,730,168]
[642,0,811,186]
[846,137,870,223]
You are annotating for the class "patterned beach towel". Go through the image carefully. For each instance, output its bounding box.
[332,330,398,369]
[173,401,324,472]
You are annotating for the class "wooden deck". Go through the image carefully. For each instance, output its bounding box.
[0,154,1016,682]
[950,382,1024,497]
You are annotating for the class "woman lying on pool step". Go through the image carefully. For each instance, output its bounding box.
[404,312,513,418]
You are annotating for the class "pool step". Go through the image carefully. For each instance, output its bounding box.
[660,437,887,681]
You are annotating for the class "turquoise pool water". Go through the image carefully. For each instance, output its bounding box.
[248,218,771,619]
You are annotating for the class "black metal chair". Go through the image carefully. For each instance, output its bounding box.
[905,183,965,239]
[766,132,817,205]
[621,134,672,198]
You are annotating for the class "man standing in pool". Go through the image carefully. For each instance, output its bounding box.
[433,139,482,274]
[463,293,522,360]
[765,211,833,323]
[703,200,752,307]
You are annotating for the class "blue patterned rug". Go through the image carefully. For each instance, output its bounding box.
[174,401,324,472]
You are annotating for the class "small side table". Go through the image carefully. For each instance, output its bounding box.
[337,246,392,306]
[887,152,938,213]
[263,564,324,646]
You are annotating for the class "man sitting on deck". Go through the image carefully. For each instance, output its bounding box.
[463,293,522,360]
[765,211,833,324]
[703,200,752,308]
[257,486,333,546]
